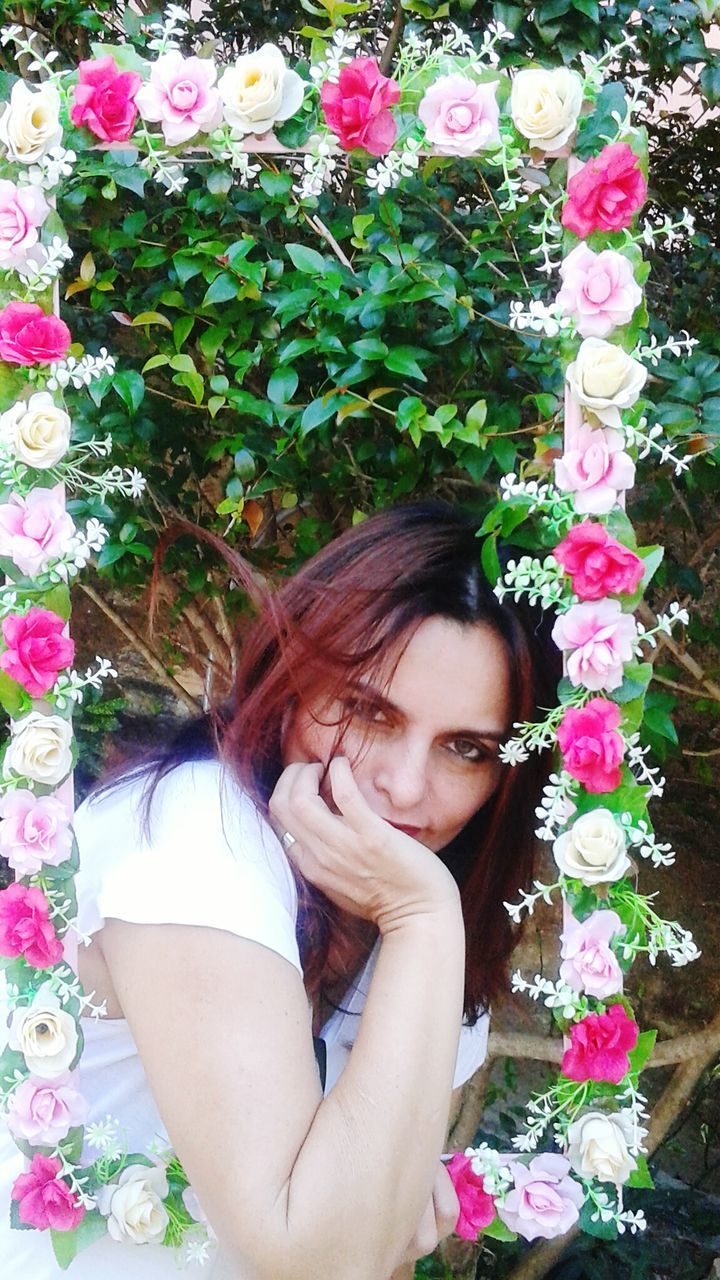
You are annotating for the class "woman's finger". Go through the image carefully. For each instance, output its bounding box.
[431,1162,460,1240]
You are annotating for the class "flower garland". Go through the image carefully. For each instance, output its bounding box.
[0,6,701,1266]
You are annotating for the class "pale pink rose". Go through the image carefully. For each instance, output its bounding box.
[560,908,625,998]
[555,422,635,515]
[0,181,49,269]
[7,1074,88,1145]
[0,484,75,576]
[136,50,223,146]
[0,789,72,875]
[556,245,642,338]
[498,1154,583,1241]
[551,598,637,692]
[418,75,500,156]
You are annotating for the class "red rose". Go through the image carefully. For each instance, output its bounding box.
[0,302,71,366]
[562,1003,639,1084]
[321,57,400,156]
[562,142,647,239]
[445,1153,496,1240]
[556,697,624,794]
[70,55,141,143]
[0,881,64,969]
[1,607,74,697]
[553,522,644,601]
[11,1154,85,1231]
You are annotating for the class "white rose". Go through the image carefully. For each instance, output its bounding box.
[0,393,71,469]
[566,1110,641,1184]
[9,983,78,1078]
[566,337,648,430]
[553,809,631,885]
[0,81,63,165]
[97,1165,170,1244]
[510,67,583,151]
[4,712,74,787]
[218,43,305,136]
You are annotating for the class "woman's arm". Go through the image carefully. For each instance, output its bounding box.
[101,758,465,1280]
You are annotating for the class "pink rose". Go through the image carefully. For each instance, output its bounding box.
[418,75,500,156]
[0,484,75,577]
[555,422,635,515]
[70,55,141,143]
[562,1003,639,1084]
[553,522,644,601]
[498,1154,583,1242]
[560,908,625,998]
[136,50,223,145]
[0,302,71,366]
[445,1153,496,1239]
[556,245,642,338]
[0,881,64,968]
[551,599,637,693]
[7,1074,88,1146]
[557,697,625,793]
[1,607,74,696]
[562,142,647,239]
[321,57,400,156]
[0,181,49,269]
[11,1153,85,1231]
[0,789,72,875]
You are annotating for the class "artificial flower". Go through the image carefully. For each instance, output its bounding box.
[7,1075,88,1146]
[560,908,625,998]
[0,789,72,875]
[0,302,71,367]
[553,522,644,601]
[3,710,74,787]
[321,57,400,156]
[562,1003,639,1083]
[0,881,64,968]
[445,1153,496,1239]
[566,1109,641,1184]
[552,809,631,883]
[497,1154,583,1241]
[136,50,223,145]
[70,55,142,143]
[219,43,305,137]
[555,422,635,516]
[565,337,647,430]
[551,599,638,692]
[0,180,50,270]
[0,484,75,577]
[556,698,625,793]
[1,606,74,697]
[556,244,643,338]
[0,81,62,164]
[562,142,646,238]
[11,1154,85,1230]
[418,75,500,156]
[8,983,78,1078]
[0,393,72,469]
[510,67,583,151]
[97,1164,170,1244]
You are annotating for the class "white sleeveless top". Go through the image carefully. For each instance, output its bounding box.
[0,759,489,1277]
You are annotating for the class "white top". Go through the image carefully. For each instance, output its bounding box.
[0,759,489,1277]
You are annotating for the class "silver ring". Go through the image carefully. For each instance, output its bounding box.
[281,831,297,851]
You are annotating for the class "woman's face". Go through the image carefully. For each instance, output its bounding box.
[283,616,512,852]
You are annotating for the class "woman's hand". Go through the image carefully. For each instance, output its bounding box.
[269,756,460,932]
[393,1161,460,1271]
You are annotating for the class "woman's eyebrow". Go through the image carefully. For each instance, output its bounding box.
[351,679,507,741]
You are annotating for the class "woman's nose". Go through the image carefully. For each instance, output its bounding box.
[373,739,429,811]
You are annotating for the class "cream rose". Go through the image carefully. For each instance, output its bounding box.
[0,81,63,164]
[566,337,648,430]
[566,1110,641,1184]
[218,43,305,136]
[553,808,631,884]
[97,1165,170,1244]
[4,711,74,787]
[9,983,78,1078]
[0,393,71,469]
[510,67,583,152]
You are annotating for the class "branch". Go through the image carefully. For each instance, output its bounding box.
[379,1,404,75]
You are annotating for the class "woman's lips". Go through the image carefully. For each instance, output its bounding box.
[388,821,423,837]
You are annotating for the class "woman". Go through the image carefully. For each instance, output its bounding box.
[0,501,558,1279]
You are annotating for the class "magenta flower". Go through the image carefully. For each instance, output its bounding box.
[70,55,141,143]
[321,58,400,156]
[562,1003,639,1084]
[557,697,625,794]
[1,606,75,696]
[445,1153,496,1239]
[562,142,647,239]
[0,302,70,366]
[553,522,644,601]
[498,1154,583,1241]
[11,1154,85,1231]
[0,881,64,968]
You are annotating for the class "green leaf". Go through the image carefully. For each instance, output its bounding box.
[300,396,337,435]
[384,346,428,383]
[482,1214,517,1241]
[628,1028,657,1075]
[202,273,239,307]
[578,1197,618,1240]
[466,399,487,431]
[0,671,31,717]
[286,243,327,275]
[51,1212,108,1269]
[259,171,293,199]
[481,535,501,586]
[267,366,299,405]
[41,584,72,621]
[173,370,205,406]
[627,1153,655,1189]
[348,338,388,360]
[612,661,653,703]
[113,371,145,416]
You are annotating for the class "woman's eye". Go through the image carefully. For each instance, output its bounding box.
[447,739,490,763]
[343,697,387,725]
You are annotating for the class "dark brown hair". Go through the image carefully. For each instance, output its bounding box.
[99,501,560,1020]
